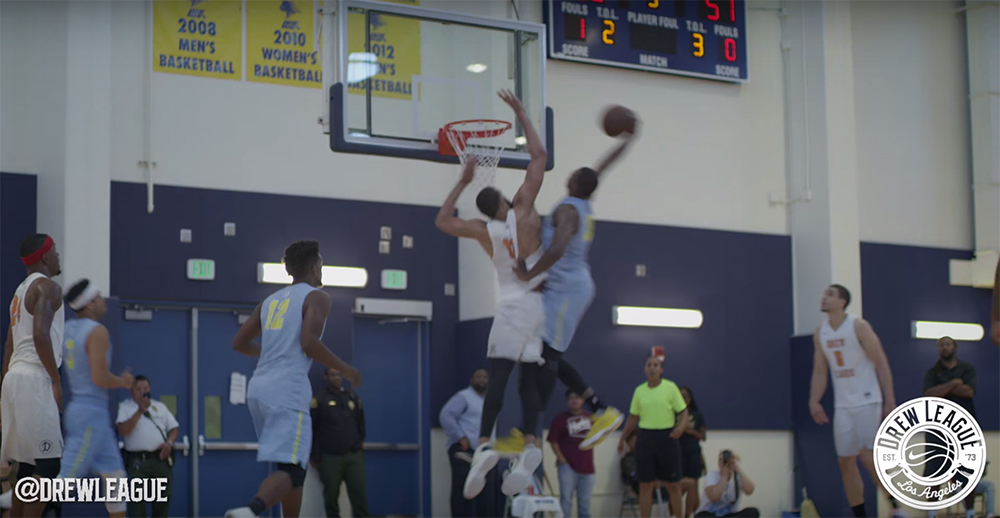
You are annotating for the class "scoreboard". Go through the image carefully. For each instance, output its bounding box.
[545,0,748,83]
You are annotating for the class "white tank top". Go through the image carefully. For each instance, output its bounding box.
[8,273,64,374]
[486,209,546,302]
[819,314,881,408]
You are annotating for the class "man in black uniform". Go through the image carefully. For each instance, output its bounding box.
[311,368,368,517]
[923,336,977,518]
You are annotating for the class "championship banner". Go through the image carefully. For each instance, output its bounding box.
[153,0,242,80]
[247,1,322,88]
[347,0,421,100]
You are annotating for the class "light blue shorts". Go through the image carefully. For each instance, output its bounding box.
[543,280,596,353]
[60,402,124,478]
[247,382,311,468]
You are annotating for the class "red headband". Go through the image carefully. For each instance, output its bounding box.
[21,236,54,266]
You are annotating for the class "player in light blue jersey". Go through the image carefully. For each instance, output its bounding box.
[58,278,134,517]
[515,124,639,450]
[225,241,361,518]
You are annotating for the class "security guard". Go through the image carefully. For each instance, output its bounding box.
[116,375,178,518]
[311,368,369,517]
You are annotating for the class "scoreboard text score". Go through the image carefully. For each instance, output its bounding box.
[545,0,748,83]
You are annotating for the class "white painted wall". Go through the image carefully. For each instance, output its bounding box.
[852,0,973,250]
[0,0,68,246]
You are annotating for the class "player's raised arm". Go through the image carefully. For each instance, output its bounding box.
[233,302,263,357]
[499,90,547,209]
[301,290,361,387]
[515,204,579,281]
[593,120,638,179]
[435,160,491,250]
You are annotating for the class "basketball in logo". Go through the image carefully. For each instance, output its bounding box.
[902,427,957,480]
[874,397,986,511]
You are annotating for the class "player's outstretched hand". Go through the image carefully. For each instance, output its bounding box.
[345,367,362,388]
[120,368,135,389]
[498,89,525,115]
[460,157,476,185]
[809,401,829,425]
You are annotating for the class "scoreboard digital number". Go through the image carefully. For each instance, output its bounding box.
[545,0,748,83]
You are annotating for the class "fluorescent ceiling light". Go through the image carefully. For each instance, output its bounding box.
[347,52,379,83]
[613,306,703,328]
[514,136,527,145]
[911,321,984,341]
[257,263,368,288]
[466,63,487,73]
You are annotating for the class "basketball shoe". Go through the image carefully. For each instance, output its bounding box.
[580,406,624,450]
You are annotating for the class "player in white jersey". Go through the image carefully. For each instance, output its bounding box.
[809,284,903,518]
[435,90,549,499]
[225,240,361,518]
[1,234,65,518]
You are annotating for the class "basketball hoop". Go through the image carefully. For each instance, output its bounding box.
[439,119,512,190]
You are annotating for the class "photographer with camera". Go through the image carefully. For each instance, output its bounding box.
[116,375,178,517]
[694,450,758,518]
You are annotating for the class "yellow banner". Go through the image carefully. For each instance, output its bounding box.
[347,0,421,100]
[247,1,322,88]
[154,0,242,80]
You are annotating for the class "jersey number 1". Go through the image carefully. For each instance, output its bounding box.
[502,238,516,259]
[9,295,20,325]
[834,350,844,367]
[265,298,291,330]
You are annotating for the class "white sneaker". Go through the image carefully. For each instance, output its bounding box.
[501,443,543,496]
[224,506,257,518]
[463,443,499,499]
[0,491,11,510]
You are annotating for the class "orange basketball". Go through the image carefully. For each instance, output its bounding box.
[601,105,637,136]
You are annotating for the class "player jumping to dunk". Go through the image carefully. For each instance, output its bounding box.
[514,119,639,450]
[435,89,549,499]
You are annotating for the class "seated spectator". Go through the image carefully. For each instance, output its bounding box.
[976,461,995,518]
[695,450,758,518]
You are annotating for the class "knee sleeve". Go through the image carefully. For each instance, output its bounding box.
[34,459,62,478]
[16,462,35,480]
[541,344,562,371]
[276,463,306,488]
[34,459,61,479]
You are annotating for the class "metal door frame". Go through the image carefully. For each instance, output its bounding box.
[122,300,255,518]
[352,297,432,517]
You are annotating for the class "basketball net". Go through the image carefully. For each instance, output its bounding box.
[441,120,511,196]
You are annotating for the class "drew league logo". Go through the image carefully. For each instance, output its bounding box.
[875,397,986,510]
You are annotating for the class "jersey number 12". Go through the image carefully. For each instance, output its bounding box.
[265,298,291,330]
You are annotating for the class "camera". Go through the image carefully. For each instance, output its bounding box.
[142,392,151,399]
[722,450,733,465]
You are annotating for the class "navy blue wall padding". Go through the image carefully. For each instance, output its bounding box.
[453,219,796,431]
[109,181,459,425]
[860,242,999,430]
[1,172,38,347]
[791,335,878,518]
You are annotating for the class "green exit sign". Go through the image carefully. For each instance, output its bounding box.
[187,259,215,281]
[381,269,407,290]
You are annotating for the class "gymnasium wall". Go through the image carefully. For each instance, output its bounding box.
[108,181,461,419]
[851,1,973,250]
[0,173,39,342]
